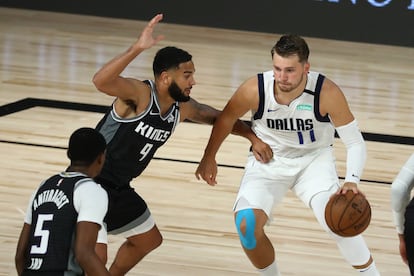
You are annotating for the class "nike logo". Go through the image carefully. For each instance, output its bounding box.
[267,109,278,112]
[352,174,360,180]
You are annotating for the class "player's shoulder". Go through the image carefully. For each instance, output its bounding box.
[76,178,105,193]
[319,74,342,95]
[238,75,260,91]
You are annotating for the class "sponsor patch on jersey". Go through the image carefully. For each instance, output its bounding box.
[296,104,312,111]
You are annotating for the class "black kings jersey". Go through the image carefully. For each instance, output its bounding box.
[24,172,91,276]
[95,80,180,188]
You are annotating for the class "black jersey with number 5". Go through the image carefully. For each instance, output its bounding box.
[24,173,90,275]
[95,80,180,189]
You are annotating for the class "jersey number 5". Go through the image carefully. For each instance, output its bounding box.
[31,214,54,254]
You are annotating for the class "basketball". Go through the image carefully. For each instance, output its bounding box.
[324,190,371,237]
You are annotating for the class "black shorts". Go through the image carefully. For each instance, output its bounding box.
[96,178,149,232]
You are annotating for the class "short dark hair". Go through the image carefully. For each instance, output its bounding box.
[152,46,192,77]
[271,34,309,63]
[67,127,106,165]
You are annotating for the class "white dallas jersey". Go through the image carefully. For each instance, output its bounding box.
[251,70,335,158]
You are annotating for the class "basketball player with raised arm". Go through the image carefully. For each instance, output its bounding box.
[92,14,272,275]
[391,153,414,275]
[196,34,380,275]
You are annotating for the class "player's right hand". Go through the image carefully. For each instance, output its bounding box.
[251,140,273,163]
[195,157,218,186]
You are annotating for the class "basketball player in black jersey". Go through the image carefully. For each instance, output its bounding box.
[92,13,273,275]
[391,153,414,275]
[15,128,110,276]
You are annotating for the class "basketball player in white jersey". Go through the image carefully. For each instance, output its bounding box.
[196,34,380,275]
[391,153,414,275]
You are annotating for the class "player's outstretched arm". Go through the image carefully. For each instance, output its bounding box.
[92,14,165,100]
[194,77,271,184]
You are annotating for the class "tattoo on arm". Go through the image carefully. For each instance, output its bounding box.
[189,100,220,125]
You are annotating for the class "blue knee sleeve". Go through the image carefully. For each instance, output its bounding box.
[235,209,256,250]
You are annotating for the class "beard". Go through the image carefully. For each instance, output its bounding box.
[277,73,305,93]
[168,81,190,102]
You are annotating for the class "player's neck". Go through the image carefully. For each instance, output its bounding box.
[66,165,91,177]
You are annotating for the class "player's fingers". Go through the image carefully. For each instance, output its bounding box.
[195,169,213,185]
[208,174,217,186]
[154,35,165,44]
[252,151,264,163]
[264,148,273,163]
[148,14,163,28]
[402,256,408,265]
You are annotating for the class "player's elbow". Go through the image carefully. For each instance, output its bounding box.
[390,180,409,211]
[75,245,94,267]
[92,73,107,92]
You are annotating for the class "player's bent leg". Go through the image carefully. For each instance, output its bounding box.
[109,225,162,276]
[235,208,274,269]
[310,191,380,275]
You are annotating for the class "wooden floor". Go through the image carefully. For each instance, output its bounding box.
[1,7,414,276]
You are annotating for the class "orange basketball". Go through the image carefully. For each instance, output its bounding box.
[324,190,371,237]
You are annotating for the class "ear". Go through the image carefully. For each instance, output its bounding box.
[304,62,310,73]
[97,151,106,165]
[160,71,171,85]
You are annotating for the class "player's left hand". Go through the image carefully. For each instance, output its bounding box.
[337,182,362,195]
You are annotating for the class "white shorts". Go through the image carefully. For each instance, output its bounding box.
[96,215,155,244]
[233,147,340,221]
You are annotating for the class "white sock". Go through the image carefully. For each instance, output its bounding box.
[258,260,281,276]
[358,261,380,275]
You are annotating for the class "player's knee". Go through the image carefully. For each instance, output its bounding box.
[146,225,163,251]
[153,232,163,249]
[127,228,163,254]
[235,209,257,250]
[310,191,337,236]
[146,229,163,252]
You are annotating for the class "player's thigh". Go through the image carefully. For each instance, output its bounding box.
[105,187,149,233]
[234,155,291,218]
[293,148,340,207]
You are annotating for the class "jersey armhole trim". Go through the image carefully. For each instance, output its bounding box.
[253,73,265,120]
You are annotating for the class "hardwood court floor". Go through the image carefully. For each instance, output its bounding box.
[1,7,414,276]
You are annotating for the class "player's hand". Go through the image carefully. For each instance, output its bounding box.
[135,13,165,50]
[195,156,218,186]
[398,234,409,265]
[337,182,361,195]
[251,139,273,163]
